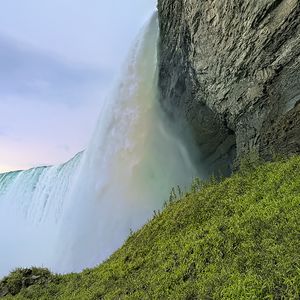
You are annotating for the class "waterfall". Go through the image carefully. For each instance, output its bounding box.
[0,153,82,277]
[0,13,203,277]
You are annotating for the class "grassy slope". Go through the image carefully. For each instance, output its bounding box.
[1,156,300,299]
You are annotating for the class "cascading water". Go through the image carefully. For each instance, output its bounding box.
[0,153,82,277]
[0,13,204,277]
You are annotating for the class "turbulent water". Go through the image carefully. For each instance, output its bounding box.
[0,14,203,277]
[0,153,82,276]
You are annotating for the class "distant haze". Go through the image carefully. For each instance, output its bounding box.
[0,0,156,172]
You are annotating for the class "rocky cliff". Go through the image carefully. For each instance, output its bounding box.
[157,0,300,173]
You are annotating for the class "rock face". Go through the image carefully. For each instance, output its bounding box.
[157,0,300,172]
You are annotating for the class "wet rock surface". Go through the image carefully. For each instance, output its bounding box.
[157,0,300,171]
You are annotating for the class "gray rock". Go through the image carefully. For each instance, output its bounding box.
[157,0,300,172]
[0,287,9,298]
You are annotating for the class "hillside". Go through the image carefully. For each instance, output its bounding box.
[1,155,300,299]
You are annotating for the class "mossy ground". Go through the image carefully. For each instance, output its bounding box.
[1,156,300,299]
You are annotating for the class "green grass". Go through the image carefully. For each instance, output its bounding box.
[1,156,300,299]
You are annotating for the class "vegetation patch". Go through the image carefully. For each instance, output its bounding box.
[1,156,300,299]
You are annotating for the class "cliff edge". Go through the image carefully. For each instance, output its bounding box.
[157,0,300,172]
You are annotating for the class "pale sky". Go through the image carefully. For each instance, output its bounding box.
[0,0,156,173]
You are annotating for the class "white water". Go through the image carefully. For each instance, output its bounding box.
[0,14,203,277]
[0,153,82,276]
